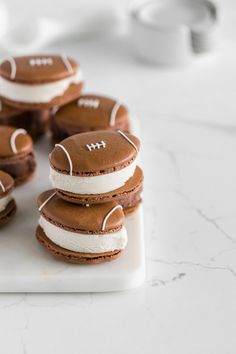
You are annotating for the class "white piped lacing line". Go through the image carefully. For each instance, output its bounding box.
[29,57,53,66]
[110,101,121,126]
[117,130,138,153]
[51,106,59,115]
[102,205,123,231]
[86,141,106,151]
[61,54,73,74]
[5,57,16,80]
[78,98,100,109]
[10,129,27,154]
[55,144,73,176]
[38,192,57,212]
[0,180,5,193]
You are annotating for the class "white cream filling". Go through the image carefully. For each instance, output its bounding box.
[0,70,83,103]
[39,216,128,253]
[0,194,12,213]
[49,160,136,194]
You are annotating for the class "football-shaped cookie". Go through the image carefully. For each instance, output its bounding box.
[36,190,127,264]
[49,130,143,211]
[37,190,125,234]
[51,94,130,142]
[49,130,140,176]
[0,55,84,110]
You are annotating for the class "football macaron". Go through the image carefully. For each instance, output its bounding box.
[0,55,83,110]
[0,98,50,140]
[36,190,128,264]
[0,170,16,226]
[51,94,130,143]
[0,126,36,185]
[49,130,143,214]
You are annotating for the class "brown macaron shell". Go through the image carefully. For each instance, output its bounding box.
[0,170,14,198]
[37,190,125,234]
[0,199,17,226]
[50,130,140,176]
[0,152,36,186]
[0,126,36,185]
[0,55,78,83]
[0,126,32,158]
[0,100,50,140]
[0,99,23,118]
[51,94,130,141]
[0,170,16,226]
[116,179,143,216]
[36,225,123,264]
[15,110,50,140]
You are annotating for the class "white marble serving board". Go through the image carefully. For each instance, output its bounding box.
[0,134,145,293]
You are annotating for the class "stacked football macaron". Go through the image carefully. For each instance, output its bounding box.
[0,55,83,140]
[36,130,143,264]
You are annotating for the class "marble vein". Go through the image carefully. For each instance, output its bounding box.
[149,258,236,278]
[0,294,26,309]
[175,189,236,245]
[149,272,186,287]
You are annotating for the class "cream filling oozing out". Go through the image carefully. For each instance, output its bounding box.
[0,70,83,103]
[49,159,137,194]
[39,216,128,253]
[0,194,12,213]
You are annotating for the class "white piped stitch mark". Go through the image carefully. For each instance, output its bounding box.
[86,141,106,151]
[117,130,138,153]
[5,57,16,80]
[102,205,123,231]
[61,54,73,74]
[38,191,56,212]
[10,129,27,154]
[55,144,73,176]
[29,58,53,66]
[0,180,5,193]
[78,98,100,109]
[110,101,121,126]
[51,106,59,115]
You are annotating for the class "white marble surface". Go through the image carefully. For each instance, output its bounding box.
[1,0,236,352]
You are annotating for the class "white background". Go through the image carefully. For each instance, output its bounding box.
[1,0,236,353]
